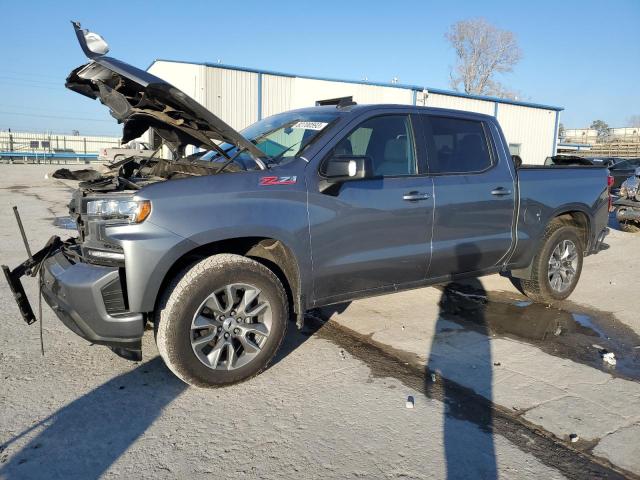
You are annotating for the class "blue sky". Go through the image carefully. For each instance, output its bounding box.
[0,0,638,136]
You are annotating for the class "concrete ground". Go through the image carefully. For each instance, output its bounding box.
[0,164,638,479]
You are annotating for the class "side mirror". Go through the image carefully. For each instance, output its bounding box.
[323,155,371,182]
[512,155,523,168]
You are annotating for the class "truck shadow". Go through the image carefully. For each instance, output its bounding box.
[0,356,186,479]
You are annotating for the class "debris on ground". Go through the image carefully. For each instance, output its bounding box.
[569,433,579,443]
[601,351,617,366]
[493,362,501,366]
[406,396,415,409]
[50,168,102,181]
[554,326,562,336]
[431,373,437,382]
[339,349,346,360]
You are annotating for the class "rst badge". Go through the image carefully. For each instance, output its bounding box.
[259,176,297,186]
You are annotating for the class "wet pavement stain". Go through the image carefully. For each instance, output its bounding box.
[438,282,640,382]
[305,315,629,480]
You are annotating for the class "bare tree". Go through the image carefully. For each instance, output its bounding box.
[627,115,640,127]
[445,18,522,98]
[590,120,610,142]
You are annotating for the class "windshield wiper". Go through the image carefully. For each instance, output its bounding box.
[216,147,249,174]
[271,141,302,162]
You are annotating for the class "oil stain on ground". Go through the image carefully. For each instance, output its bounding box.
[438,282,640,382]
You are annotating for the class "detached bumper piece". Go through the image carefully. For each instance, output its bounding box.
[2,235,63,325]
[2,237,144,360]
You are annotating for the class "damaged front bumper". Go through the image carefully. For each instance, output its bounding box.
[3,237,144,358]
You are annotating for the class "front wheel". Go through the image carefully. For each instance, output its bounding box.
[511,223,583,304]
[155,254,288,387]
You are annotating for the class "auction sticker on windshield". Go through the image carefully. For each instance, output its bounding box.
[291,121,328,130]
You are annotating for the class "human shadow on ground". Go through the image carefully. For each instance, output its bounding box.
[0,356,186,479]
[425,244,496,479]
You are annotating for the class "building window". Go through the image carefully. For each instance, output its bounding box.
[509,143,521,156]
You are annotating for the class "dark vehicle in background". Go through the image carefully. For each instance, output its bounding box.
[544,155,595,166]
[613,167,640,233]
[2,23,611,388]
[609,158,640,191]
[591,157,624,168]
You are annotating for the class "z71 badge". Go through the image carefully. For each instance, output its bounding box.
[259,176,297,186]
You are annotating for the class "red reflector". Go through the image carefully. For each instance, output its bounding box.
[607,175,614,187]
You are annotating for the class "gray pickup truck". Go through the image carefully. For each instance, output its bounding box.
[3,23,610,387]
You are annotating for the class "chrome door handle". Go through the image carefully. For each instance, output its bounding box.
[491,187,512,196]
[403,191,431,201]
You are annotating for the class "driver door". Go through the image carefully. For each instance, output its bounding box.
[307,113,434,304]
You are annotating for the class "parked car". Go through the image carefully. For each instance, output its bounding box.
[2,23,611,387]
[608,158,640,191]
[613,167,640,233]
[98,141,157,163]
[544,155,595,166]
[591,157,624,168]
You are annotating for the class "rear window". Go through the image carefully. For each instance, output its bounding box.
[421,116,492,174]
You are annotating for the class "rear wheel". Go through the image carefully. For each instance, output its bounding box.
[511,222,583,304]
[155,254,288,387]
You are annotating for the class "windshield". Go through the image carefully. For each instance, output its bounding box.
[200,110,339,168]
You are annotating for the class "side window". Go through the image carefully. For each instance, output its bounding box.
[332,115,416,176]
[422,116,492,174]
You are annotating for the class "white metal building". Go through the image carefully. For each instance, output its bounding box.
[148,59,563,165]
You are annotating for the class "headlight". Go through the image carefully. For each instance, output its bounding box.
[87,199,151,224]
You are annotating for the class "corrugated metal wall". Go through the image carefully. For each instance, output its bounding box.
[201,67,259,130]
[261,74,294,118]
[425,93,495,115]
[497,104,557,165]
[148,60,558,165]
[290,78,414,110]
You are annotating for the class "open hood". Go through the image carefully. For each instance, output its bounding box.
[65,21,266,166]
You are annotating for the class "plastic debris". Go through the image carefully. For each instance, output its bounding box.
[554,326,562,336]
[602,352,616,366]
[569,433,579,443]
[430,373,437,383]
[406,396,415,409]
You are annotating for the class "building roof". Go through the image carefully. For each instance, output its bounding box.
[149,59,564,112]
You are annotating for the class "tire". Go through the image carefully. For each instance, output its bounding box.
[511,222,583,304]
[155,254,288,388]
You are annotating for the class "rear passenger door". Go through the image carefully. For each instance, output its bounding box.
[421,114,516,278]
